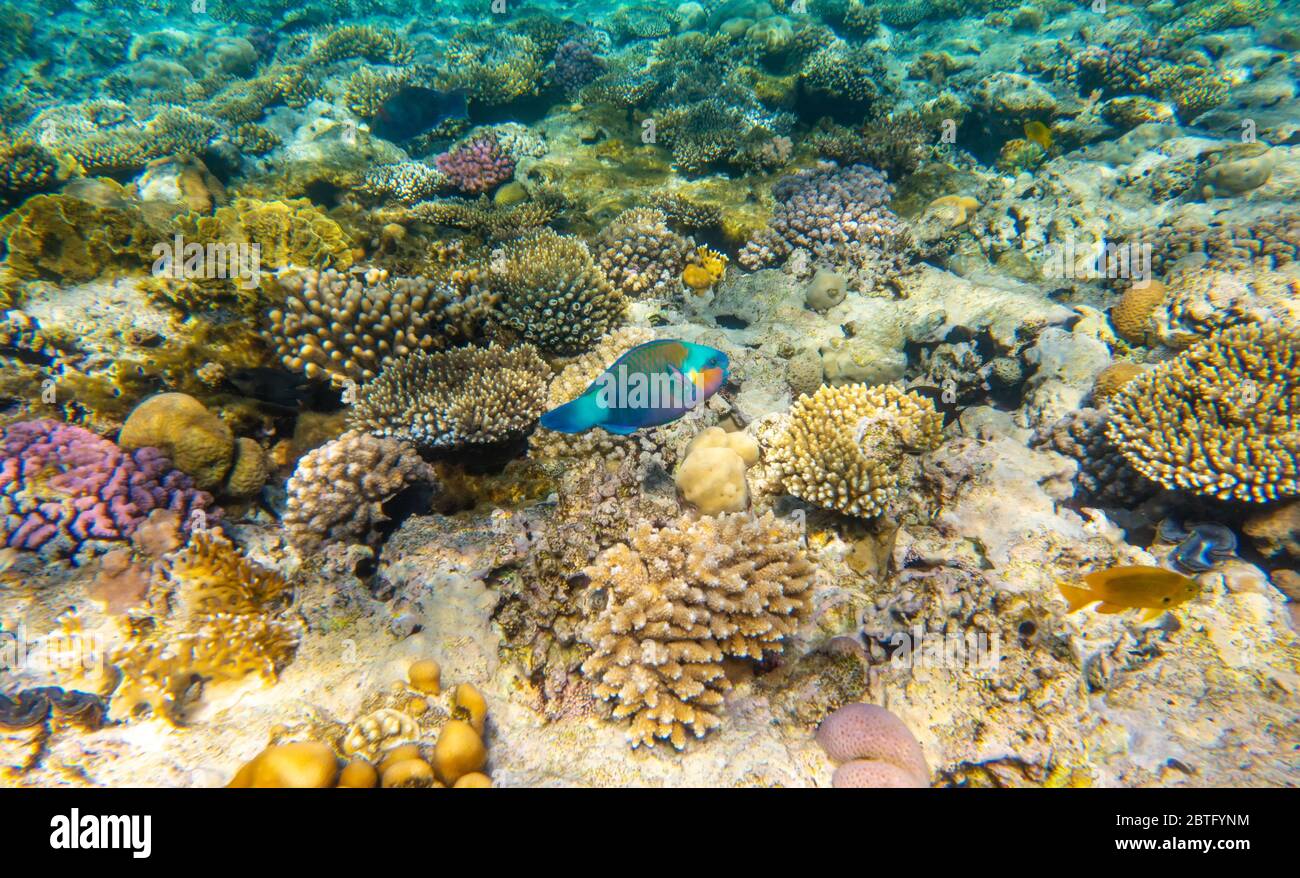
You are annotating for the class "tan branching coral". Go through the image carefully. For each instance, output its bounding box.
[283,431,437,552]
[593,207,695,298]
[481,229,626,355]
[1106,321,1300,503]
[109,531,301,723]
[579,512,814,750]
[770,384,944,517]
[349,344,549,450]
[266,267,497,386]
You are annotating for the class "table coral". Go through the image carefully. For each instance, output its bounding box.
[579,511,814,750]
[0,419,215,560]
[769,384,944,518]
[348,343,550,451]
[1106,321,1300,503]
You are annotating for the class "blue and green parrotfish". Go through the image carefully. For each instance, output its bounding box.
[539,340,729,435]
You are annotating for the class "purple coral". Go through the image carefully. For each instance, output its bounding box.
[739,163,910,269]
[434,133,516,195]
[0,419,215,560]
[553,38,605,96]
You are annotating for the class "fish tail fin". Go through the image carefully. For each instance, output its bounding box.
[539,393,605,434]
[1057,581,1095,613]
[1137,607,1166,624]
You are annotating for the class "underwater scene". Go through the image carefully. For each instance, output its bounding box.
[0,0,1297,792]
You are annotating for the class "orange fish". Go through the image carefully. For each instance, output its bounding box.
[1058,565,1200,623]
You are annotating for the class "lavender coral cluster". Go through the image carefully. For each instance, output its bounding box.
[552,38,605,96]
[434,133,516,195]
[0,420,214,560]
[739,163,913,278]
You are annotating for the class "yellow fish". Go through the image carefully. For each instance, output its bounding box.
[1058,565,1200,623]
[1024,120,1053,152]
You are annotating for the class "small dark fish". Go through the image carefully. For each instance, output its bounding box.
[226,367,315,409]
[907,384,965,426]
[371,87,469,143]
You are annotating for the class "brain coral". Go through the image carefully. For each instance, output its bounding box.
[1110,280,1165,345]
[481,229,627,355]
[769,384,944,517]
[348,344,550,450]
[283,431,437,552]
[816,702,929,788]
[1106,321,1300,503]
[1,419,215,560]
[579,511,814,750]
[118,393,234,491]
[593,207,696,298]
[266,267,497,386]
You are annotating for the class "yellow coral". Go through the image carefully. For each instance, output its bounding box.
[1111,280,1166,345]
[118,392,234,491]
[769,384,944,517]
[1107,321,1300,502]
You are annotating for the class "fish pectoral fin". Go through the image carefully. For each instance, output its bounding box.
[1094,602,1126,614]
[1137,607,1167,624]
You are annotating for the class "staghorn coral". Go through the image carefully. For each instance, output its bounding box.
[0,136,58,207]
[306,24,413,66]
[770,383,944,518]
[283,430,436,552]
[348,344,549,451]
[0,419,215,561]
[480,229,626,355]
[266,267,497,386]
[579,511,814,750]
[437,27,545,106]
[109,530,301,723]
[593,207,695,298]
[1107,322,1300,503]
[357,162,446,204]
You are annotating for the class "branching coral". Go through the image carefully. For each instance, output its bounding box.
[480,229,626,355]
[1106,322,1300,503]
[593,207,695,298]
[579,511,814,750]
[283,431,436,552]
[109,531,301,723]
[437,27,544,105]
[770,384,944,517]
[434,133,516,195]
[349,344,549,450]
[266,267,497,386]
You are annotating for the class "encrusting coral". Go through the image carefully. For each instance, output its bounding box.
[579,511,814,750]
[1106,321,1300,503]
[348,344,550,451]
[283,431,437,552]
[769,384,944,518]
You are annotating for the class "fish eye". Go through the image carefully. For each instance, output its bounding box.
[1162,596,1171,603]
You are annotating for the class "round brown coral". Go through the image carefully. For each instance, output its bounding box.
[1110,280,1165,345]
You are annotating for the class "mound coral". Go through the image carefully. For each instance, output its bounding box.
[266,267,497,386]
[816,703,929,788]
[283,431,436,552]
[579,511,814,749]
[1111,280,1166,346]
[1107,322,1300,503]
[118,393,234,492]
[593,207,695,298]
[348,344,549,451]
[110,530,301,723]
[435,133,516,195]
[0,420,214,560]
[481,229,627,355]
[674,427,759,515]
[769,384,944,518]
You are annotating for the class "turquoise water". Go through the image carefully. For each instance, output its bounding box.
[0,1,1297,787]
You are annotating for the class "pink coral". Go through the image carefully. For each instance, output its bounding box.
[434,132,516,195]
[815,702,929,787]
[0,419,215,560]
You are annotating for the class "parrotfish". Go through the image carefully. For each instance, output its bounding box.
[1058,565,1201,623]
[540,340,729,435]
